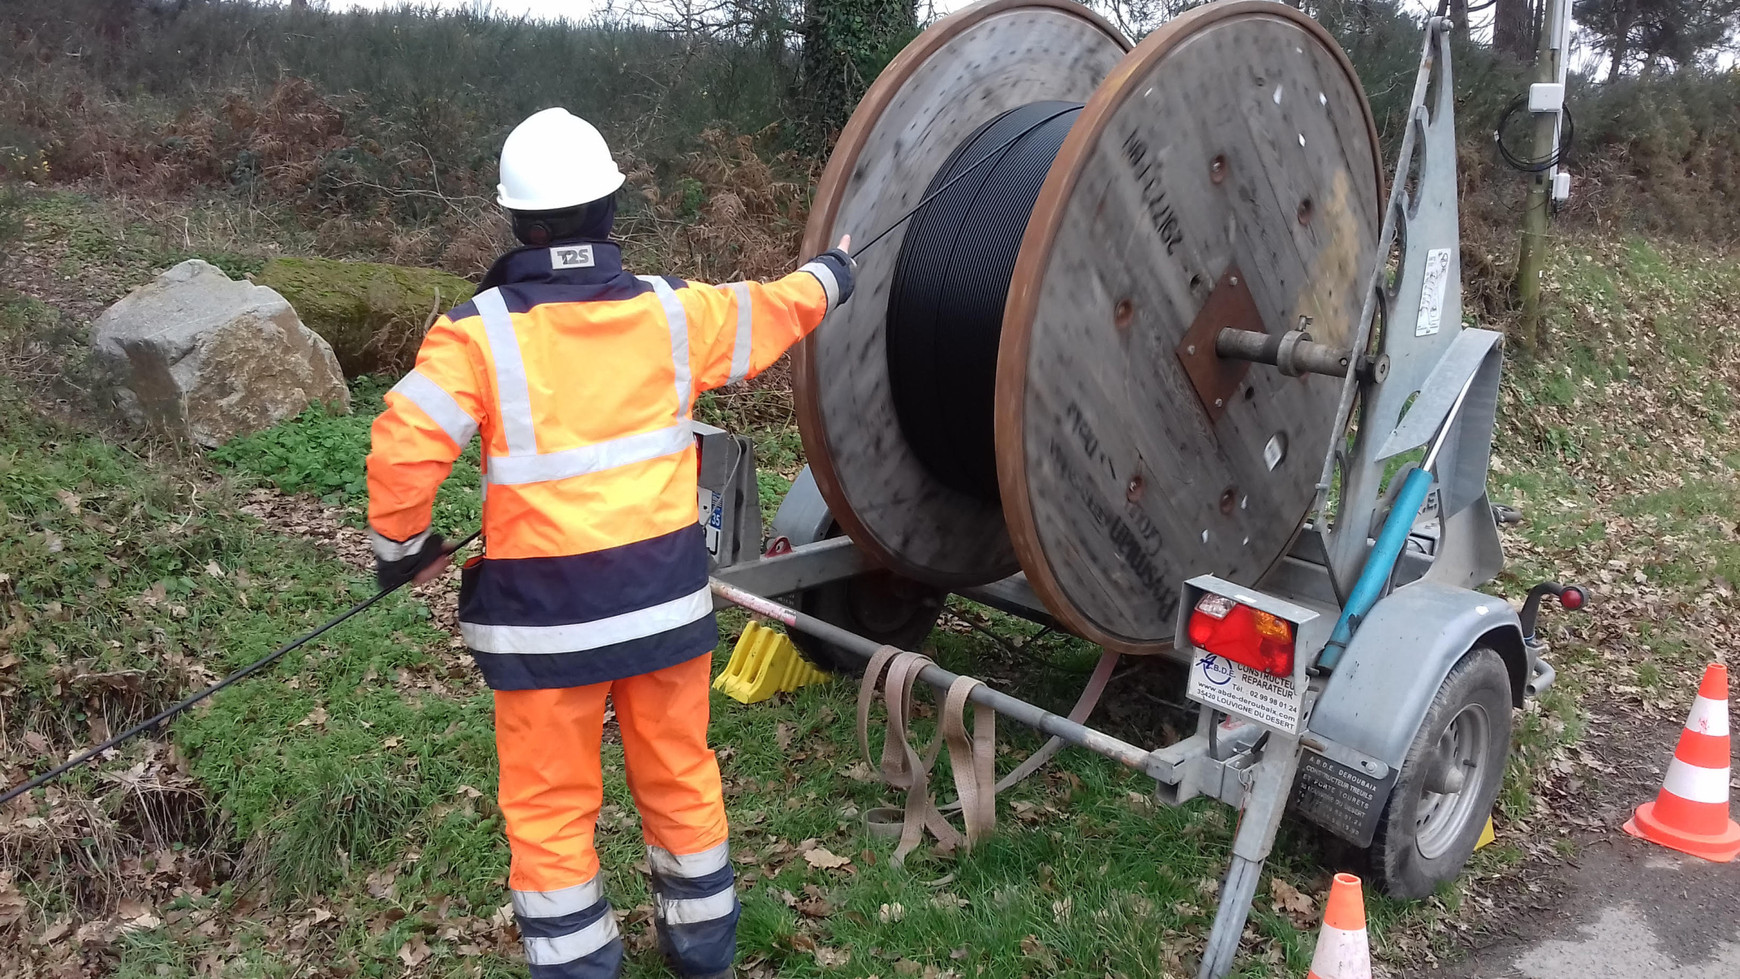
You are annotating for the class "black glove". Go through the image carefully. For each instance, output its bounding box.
[808,248,857,307]
[376,532,448,591]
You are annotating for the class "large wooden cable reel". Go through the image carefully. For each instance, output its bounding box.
[795,0,1383,654]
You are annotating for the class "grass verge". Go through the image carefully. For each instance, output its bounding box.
[3,178,1737,976]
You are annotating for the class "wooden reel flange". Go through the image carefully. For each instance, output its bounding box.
[794,0,1131,588]
[797,0,1383,654]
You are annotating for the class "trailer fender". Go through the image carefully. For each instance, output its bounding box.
[767,467,948,673]
[1308,580,1527,772]
[771,465,834,548]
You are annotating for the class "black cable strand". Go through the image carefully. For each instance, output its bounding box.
[884,100,1083,500]
[1494,93,1575,173]
[0,531,481,807]
[853,104,1082,259]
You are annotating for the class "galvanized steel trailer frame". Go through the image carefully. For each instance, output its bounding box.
[697,20,1558,978]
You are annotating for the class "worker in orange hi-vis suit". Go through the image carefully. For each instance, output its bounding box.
[364,107,855,979]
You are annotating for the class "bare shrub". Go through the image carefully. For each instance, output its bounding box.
[622,125,817,282]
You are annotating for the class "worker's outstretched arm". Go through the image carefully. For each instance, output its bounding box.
[365,315,487,588]
[682,240,855,392]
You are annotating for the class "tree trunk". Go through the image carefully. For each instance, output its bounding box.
[798,0,916,145]
[1608,23,1631,77]
[1493,0,1534,59]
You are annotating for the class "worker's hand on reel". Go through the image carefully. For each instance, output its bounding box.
[808,234,857,308]
[376,533,453,591]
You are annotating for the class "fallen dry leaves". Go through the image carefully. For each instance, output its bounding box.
[1269,877,1315,924]
[802,845,852,870]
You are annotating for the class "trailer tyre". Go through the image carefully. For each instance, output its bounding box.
[789,523,947,676]
[1369,645,1511,900]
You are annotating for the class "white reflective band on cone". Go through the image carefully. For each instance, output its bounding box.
[1686,696,1730,738]
[522,914,620,966]
[1307,923,1372,979]
[1663,758,1732,805]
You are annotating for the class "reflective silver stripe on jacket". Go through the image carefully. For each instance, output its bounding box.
[512,876,606,919]
[638,275,693,415]
[486,423,693,486]
[472,288,537,455]
[522,914,621,966]
[462,586,712,654]
[368,527,431,562]
[798,260,839,310]
[648,840,731,878]
[390,369,478,448]
[725,282,753,386]
[472,280,696,488]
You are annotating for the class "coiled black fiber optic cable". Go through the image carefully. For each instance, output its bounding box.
[1495,92,1574,173]
[884,101,1083,501]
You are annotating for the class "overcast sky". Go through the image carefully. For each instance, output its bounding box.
[321,0,978,17]
[325,0,645,17]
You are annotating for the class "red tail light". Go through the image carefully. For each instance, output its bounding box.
[1188,594,1296,677]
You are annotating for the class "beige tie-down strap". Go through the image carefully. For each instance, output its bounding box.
[855,644,1120,864]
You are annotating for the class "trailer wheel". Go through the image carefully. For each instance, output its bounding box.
[1369,645,1511,899]
[789,523,947,676]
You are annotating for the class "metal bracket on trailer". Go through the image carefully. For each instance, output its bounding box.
[710,577,1313,979]
[708,536,872,604]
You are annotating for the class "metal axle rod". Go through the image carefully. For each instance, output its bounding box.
[1216,328,1388,382]
[709,579,1152,771]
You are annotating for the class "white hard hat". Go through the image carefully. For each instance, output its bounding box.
[496,108,626,212]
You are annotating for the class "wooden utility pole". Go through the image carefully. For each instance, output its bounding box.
[1515,0,1562,351]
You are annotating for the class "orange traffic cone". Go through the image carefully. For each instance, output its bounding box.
[1307,873,1371,979]
[1623,662,1740,863]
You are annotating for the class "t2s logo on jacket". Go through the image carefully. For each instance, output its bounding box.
[550,244,595,269]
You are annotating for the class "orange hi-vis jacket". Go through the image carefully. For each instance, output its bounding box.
[366,241,844,689]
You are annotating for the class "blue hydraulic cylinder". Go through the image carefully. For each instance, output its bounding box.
[1316,466,1434,671]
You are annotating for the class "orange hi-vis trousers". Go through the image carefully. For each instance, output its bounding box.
[495,653,737,978]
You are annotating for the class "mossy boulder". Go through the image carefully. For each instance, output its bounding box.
[253,257,475,377]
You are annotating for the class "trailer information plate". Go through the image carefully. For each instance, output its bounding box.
[1292,749,1398,847]
[1186,653,1306,733]
[1415,247,1453,336]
